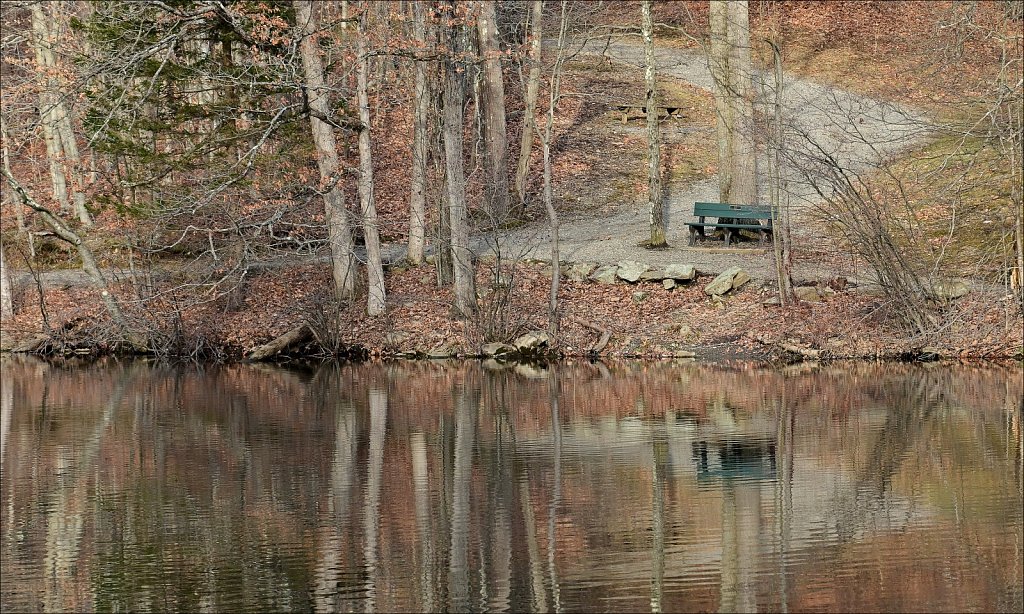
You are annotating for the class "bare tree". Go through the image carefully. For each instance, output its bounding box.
[477,0,510,223]
[709,0,756,205]
[642,0,666,247]
[2,168,144,350]
[0,241,13,320]
[356,3,386,315]
[294,0,357,302]
[408,0,430,265]
[29,2,91,226]
[515,0,543,206]
[441,2,476,316]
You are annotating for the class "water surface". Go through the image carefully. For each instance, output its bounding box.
[1,357,1021,612]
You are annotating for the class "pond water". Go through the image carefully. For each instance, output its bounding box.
[1,357,1021,613]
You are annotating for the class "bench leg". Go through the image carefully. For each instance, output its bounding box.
[724,229,732,247]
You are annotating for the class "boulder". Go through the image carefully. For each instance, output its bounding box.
[632,291,649,303]
[616,260,649,282]
[590,264,619,284]
[664,264,696,281]
[513,330,553,353]
[929,280,970,300]
[663,279,677,290]
[481,342,515,357]
[794,286,822,302]
[704,266,750,296]
[640,269,666,281]
[427,344,458,359]
[762,295,781,306]
[564,262,597,282]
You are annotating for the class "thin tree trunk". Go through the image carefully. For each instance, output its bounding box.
[642,0,666,247]
[0,241,13,320]
[728,1,757,205]
[357,4,386,315]
[442,9,476,316]
[477,0,509,223]
[2,168,143,350]
[709,1,735,203]
[0,115,25,233]
[515,0,543,204]
[408,0,429,265]
[540,1,570,339]
[294,0,356,301]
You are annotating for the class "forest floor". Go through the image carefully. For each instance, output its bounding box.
[1,26,1021,362]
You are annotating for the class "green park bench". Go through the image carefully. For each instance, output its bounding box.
[685,202,774,247]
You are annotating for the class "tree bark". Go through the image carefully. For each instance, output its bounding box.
[0,241,13,320]
[442,7,476,316]
[768,39,795,304]
[727,1,757,205]
[709,1,735,203]
[515,0,543,205]
[356,4,386,315]
[642,0,667,247]
[30,2,91,226]
[477,0,509,223]
[0,114,25,233]
[408,0,429,265]
[294,0,356,302]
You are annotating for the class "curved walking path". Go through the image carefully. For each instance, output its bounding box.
[495,38,928,282]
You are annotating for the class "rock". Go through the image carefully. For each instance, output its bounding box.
[590,264,619,284]
[481,342,515,357]
[664,264,696,281]
[672,349,696,358]
[513,330,553,353]
[794,286,822,302]
[564,262,597,282]
[640,270,666,281]
[616,260,648,282]
[762,295,781,306]
[424,254,437,265]
[704,266,749,296]
[663,279,677,290]
[384,331,410,346]
[929,280,970,300]
[427,344,457,358]
[632,291,649,303]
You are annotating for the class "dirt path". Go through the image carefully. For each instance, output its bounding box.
[22,40,927,291]
[494,38,928,282]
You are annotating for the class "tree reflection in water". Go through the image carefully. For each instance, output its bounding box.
[0,357,1020,613]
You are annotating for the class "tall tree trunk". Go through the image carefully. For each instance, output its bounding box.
[442,7,476,316]
[0,241,13,320]
[709,1,735,203]
[2,168,144,350]
[477,0,509,223]
[642,0,666,247]
[408,0,429,265]
[357,4,386,315]
[768,39,795,304]
[540,1,571,339]
[294,0,356,301]
[515,0,543,205]
[30,2,91,226]
[727,1,757,205]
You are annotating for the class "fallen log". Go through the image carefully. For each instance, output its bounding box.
[572,317,612,353]
[248,324,311,361]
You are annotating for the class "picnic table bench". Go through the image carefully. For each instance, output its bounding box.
[685,202,774,246]
[614,104,686,123]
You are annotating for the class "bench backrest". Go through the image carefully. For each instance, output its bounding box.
[694,202,774,220]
